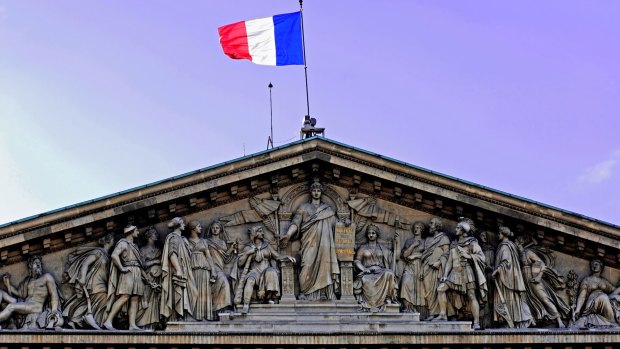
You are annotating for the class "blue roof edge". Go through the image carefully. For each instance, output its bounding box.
[2,136,618,230]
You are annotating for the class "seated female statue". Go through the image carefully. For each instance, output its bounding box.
[353,224,398,311]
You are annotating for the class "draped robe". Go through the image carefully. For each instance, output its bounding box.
[291,202,340,296]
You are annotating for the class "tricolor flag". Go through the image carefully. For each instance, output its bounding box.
[218,12,304,66]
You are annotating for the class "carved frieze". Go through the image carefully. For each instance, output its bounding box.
[0,139,618,334]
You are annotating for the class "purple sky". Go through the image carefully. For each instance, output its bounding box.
[1,1,618,226]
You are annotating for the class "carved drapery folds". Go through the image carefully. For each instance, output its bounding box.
[0,183,618,332]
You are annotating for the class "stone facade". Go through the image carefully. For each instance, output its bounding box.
[0,137,618,347]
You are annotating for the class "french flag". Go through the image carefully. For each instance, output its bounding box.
[218,12,304,66]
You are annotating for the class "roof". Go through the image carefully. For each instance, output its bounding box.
[2,136,617,231]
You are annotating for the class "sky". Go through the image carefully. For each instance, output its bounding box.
[0,1,619,226]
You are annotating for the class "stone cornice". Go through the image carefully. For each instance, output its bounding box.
[0,330,618,345]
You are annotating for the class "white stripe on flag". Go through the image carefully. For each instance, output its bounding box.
[246,17,276,66]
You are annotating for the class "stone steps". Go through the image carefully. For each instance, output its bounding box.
[165,301,473,333]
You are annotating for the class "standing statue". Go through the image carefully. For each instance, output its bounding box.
[280,182,340,301]
[160,217,197,322]
[515,236,570,328]
[436,218,487,330]
[492,227,534,328]
[187,221,214,321]
[399,221,426,313]
[572,258,620,328]
[136,227,163,329]
[205,221,237,318]
[0,256,63,330]
[236,225,296,314]
[421,217,451,320]
[353,224,398,311]
[103,225,148,331]
[478,231,495,329]
[63,233,115,329]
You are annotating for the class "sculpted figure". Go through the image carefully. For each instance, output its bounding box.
[515,236,570,328]
[281,182,340,301]
[492,227,534,328]
[478,230,496,329]
[161,217,197,322]
[136,228,163,329]
[236,225,295,314]
[399,221,426,313]
[572,258,620,328]
[103,225,148,330]
[187,221,214,321]
[421,217,451,320]
[353,224,398,311]
[63,233,115,329]
[436,218,487,330]
[205,221,236,318]
[0,256,62,330]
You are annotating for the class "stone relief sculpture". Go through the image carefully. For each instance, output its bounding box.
[205,220,237,318]
[281,181,341,301]
[477,230,495,329]
[0,256,63,330]
[103,225,149,330]
[136,227,163,329]
[160,217,197,322]
[187,221,214,321]
[515,235,570,328]
[235,225,295,314]
[399,221,426,314]
[421,217,451,321]
[62,233,114,329]
[347,196,409,246]
[436,218,487,330]
[572,258,620,328]
[0,206,617,332]
[492,226,534,328]
[353,224,398,311]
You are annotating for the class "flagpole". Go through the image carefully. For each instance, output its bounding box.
[299,0,310,118]
[267,82,274,149]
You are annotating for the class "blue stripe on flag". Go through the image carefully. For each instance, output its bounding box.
[273,12,304,66]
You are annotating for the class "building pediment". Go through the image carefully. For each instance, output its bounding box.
[0,137,619,344]
[1,137,617,265]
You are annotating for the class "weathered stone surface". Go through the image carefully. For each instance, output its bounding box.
[0,137,618,343]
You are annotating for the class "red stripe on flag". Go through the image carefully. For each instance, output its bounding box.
[218,21,251,61]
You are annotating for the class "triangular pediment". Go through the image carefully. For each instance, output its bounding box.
[0,136,618,338]
[2,137,617,264]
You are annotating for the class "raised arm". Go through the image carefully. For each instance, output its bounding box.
[2,274,19,296]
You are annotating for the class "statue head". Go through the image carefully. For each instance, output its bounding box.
[590,258,604,273]
[455,220,472,237]
[366,223,380,242]
[27,255,43,278]
[498,226,513,239]
[429,217,443,233]
[249,225,265,241]
[515,235,526,247]
[478,230,489,243]
[458,217,476,235]
[187,220,202,237]
[98,233,115,250]
[123,225,138,236]
[310,182,323,200]
[168,217,186,231]
[412,221,425,236]
[207,220,229,241]
[144,227,158,243]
